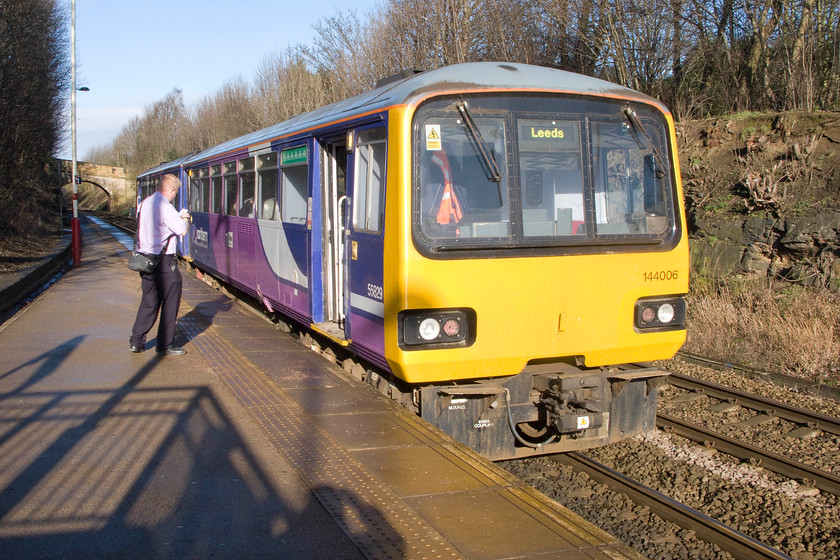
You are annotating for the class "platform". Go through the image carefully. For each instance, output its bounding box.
[0,217,645,559]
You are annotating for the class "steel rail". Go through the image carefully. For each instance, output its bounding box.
[656,413,840,496]
[675,351,840,401]
[668,371,840,437]
[552,452,794,560]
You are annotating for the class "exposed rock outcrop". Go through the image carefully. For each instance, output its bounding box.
[691,211,840,291]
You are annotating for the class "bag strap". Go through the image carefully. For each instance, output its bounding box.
[133,205,141,251]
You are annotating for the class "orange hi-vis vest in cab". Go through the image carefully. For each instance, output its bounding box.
[431,151,463,225]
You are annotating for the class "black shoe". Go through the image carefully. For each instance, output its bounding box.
[156,346,187,356]
[130,345,144,353]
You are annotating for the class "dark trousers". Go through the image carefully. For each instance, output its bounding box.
[130,255,183,350]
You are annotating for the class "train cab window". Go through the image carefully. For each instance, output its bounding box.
[223,162,237,216]
[592,120,669,235]
[353,128,386,233]
[200,167,210,213]
[413,94,676,255]
[210,164,222,214]
[257,152,279,221]
[417,116,510,239]
[280,146,308,225]
[518,119,585,237]
[238,157,256,218]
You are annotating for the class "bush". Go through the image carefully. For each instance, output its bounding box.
[685,274,840,386]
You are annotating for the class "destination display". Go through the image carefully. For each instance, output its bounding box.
[518,119,579,152]
[281,145,307,166]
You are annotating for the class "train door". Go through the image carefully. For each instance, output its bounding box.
[213,160,238,279]
[235,156,257,290]
[345,126,387,363]
[317,139,349,340]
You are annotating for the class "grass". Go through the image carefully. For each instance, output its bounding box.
[684,273,840,388]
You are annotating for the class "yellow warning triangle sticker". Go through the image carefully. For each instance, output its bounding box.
[427,127,440,140]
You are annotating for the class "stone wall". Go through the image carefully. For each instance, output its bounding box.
[57,159,134,212]
[691,212,840,291]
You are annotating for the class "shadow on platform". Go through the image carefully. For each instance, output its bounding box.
[0,336,369,559]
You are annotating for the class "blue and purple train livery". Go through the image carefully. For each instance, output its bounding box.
[138,62,689,460]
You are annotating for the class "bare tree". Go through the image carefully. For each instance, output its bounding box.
[0,0,68,235]
[252,48,331,127]
[188,80,256,150]
[302,10,374,101]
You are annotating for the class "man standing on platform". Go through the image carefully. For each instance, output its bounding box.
[129,173,190,356]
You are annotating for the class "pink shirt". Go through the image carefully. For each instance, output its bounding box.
[137,192,187,254]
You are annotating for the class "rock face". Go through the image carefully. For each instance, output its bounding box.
[678,112,840,291]
[691,211,840,291]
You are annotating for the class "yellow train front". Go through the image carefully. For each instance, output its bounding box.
[380,64,688,460]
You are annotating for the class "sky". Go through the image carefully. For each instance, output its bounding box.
[64,0,382,160]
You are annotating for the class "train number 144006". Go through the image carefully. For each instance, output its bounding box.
[643,270,679,282]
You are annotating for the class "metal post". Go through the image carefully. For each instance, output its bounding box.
[70,0,81,267]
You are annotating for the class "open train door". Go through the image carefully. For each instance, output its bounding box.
[315,137,349,343]
[314,128,388,366]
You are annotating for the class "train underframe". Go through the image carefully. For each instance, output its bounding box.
[416,363,669,460]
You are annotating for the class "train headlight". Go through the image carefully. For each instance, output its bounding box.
[399,309,476,349]
[657,303,675,323]
[634,297,685,331]
[418,318,441,341]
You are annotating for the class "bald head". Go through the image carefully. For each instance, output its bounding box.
[157,174,182,202]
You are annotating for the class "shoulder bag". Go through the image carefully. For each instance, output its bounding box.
[127,205,175,274]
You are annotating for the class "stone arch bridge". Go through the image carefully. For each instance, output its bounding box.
[58,159,134,212]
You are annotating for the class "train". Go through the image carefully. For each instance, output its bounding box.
[137,62,689,460]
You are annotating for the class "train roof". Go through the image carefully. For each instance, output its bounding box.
[137,154,193,179]
[140,62,666,176]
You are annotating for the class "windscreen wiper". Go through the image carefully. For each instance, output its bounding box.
[456,100,502,183]
[623,107,668,178]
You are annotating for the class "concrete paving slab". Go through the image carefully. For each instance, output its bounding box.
[0,222,364,560]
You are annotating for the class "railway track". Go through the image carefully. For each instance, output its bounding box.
[676,350,840,402]
[667,371,840,437]
[660,372,840,496]
[550,452,794,560]
[89,211,135,235]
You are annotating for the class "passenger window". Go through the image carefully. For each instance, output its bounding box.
[353,128,386,233]
[281,146,308,224]
[189,171,201,212]
[238,157,255,218]
[200,167,210,212]
[210,164,222,214]
[223,162,237,216]
[257,152,279,221]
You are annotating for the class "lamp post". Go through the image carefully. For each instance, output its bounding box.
[70,0,81,266]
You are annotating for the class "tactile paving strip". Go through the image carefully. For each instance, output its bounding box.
[177,310,464,560]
